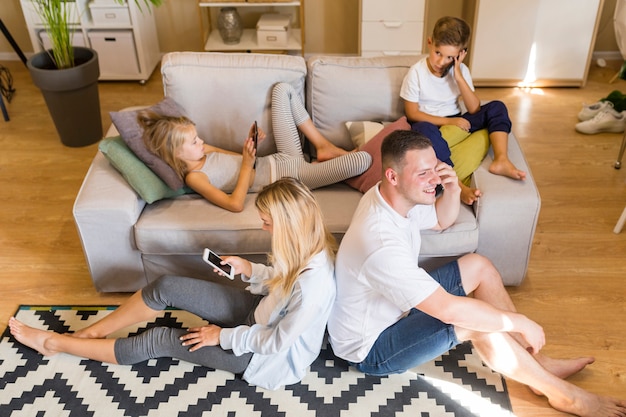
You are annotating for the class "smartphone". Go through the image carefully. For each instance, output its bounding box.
[252,121,258,169]
[435,184,444,198]
[202,248,234,280]
[441,47,467,77]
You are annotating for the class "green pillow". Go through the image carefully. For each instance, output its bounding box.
[99,136,191,204]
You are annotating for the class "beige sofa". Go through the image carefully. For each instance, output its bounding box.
[73,52,540,292]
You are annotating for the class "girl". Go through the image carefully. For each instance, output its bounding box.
[141,82,372,212]
[9,178,337,391]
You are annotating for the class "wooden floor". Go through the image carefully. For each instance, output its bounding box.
[1,58,625,416]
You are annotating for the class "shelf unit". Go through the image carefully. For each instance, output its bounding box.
[198,1,304,54]
[359,0,425,57]
[19,0,161,83]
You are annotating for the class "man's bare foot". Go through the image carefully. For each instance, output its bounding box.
[315,142,350,162]
[489,158,526,180]
[459,181,482,205]
[548,388,626,417]
[8,317,58,356]
[529,355,595,396]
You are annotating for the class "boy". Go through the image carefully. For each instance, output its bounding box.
[400,16,525,204]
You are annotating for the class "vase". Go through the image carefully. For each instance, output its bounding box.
[28,47,103,147]
[217,7,243,45]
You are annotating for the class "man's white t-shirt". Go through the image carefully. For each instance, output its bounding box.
[327,184,441,363]
[400,56,474,117]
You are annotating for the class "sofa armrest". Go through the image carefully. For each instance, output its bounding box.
[73,151,148,292]
[473,133,541,286]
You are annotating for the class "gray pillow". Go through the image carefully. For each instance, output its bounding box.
[109,97,186,190]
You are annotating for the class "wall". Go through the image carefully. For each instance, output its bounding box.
[0,0,618,59]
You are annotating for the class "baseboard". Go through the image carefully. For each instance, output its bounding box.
[592,51,624,61]
[0,51,33,61]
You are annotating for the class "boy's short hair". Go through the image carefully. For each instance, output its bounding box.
[432,16,470,48]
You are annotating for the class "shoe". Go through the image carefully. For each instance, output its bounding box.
[575,108,626,134]
[578,100,614,121]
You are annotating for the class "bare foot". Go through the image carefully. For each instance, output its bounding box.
[9,316,58,356]
[315,142,350,162]
[459,181,482,205]
[529,355,595,396]
[71,328,103,339]
[489,158,527,180]
[548,389,626,417]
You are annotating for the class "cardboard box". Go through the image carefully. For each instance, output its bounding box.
[256,14,291,48]
[89,4,132,26]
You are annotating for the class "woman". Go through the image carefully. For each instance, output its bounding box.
[9,178,337,391]
[142,82,372,212]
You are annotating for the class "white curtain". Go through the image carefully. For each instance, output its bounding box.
[615,0,626,59]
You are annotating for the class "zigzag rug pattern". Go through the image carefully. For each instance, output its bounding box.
[0,306,514,417]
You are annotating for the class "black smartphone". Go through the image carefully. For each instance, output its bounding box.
[435,184,444,198]
[441,47,467,77]
[253,121,258,169]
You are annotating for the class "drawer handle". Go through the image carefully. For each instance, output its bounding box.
[105,13,117,19]
[382,21,403,28]
[104,37,117,42]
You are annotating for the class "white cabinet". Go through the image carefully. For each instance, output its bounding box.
[198,1,305,54]
[469,0,603,87]
[359,0,425,57]
[20,0,161,82]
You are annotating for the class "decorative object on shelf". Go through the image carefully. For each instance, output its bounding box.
[217,7,243,45]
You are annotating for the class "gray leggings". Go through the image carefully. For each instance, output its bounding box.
[271,82,372,189]
[114,275,260,374]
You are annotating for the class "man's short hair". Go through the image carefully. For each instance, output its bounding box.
[381,130,433,173]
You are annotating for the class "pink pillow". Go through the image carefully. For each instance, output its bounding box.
[345,116,411,193]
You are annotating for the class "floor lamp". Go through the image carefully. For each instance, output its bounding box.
[0,18,27,122]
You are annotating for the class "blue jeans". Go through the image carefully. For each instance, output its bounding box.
[351,261,466,376]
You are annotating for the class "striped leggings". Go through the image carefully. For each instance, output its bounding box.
[271,83,372,190]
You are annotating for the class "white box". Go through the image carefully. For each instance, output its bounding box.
[88,30,140,76]
[89,4,132,26]
[256,14,291,48]
[39,30,86,51]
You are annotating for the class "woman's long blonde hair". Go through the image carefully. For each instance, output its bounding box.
[255,178,337,298]
[137,109,196,180]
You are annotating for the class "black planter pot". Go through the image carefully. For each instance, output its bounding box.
[27,47,103,147]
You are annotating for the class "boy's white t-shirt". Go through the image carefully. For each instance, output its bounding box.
[400,56,474,117]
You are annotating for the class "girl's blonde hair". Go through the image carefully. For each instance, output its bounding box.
[138,109,196,180]
[255,178,337,298]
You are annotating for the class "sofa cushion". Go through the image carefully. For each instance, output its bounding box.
[160,52,307,157]
[109,97,186,190]
[98,136,190,204]
[344,116,411,193]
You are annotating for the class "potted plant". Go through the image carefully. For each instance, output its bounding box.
[27,0,162,147]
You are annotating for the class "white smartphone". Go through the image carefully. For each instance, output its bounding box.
[202,248,235,280]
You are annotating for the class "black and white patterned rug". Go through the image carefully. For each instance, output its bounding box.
[0,306,513,417]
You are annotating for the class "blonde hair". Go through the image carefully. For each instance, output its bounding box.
[137,109,196,180]
[255,178,337,298]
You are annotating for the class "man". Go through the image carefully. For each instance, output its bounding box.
[328,130,626,417]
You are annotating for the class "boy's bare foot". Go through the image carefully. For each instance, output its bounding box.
[315,142,350,162]
[460,181,482,205]
[9,317,58,356]
[489,158,527,180]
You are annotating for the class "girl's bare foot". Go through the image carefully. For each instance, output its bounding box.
[8,317,58,356]
[315,142,350,162]
[459,181,482,205]
[489,158,526,180]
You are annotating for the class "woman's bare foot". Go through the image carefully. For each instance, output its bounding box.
[548,388,626,417]
[9,317,58,356]
[489,158,527,180]
[315,142,350,162]
[459,181,482,205]
[71,328,104,339]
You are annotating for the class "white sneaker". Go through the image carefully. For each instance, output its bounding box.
[578,100,614,121]
[575,108,626,134]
